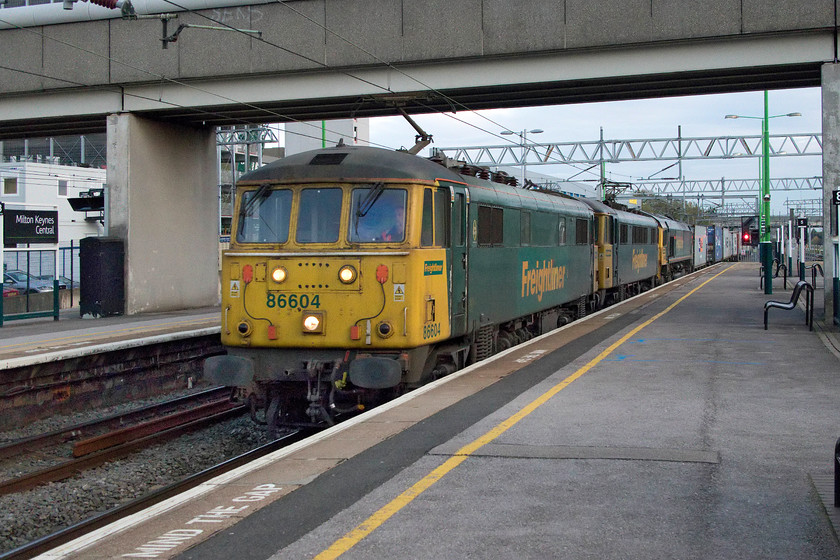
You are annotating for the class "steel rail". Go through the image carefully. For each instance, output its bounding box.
[0,405,245,496]
[0,386,231,461]
[0,429,312,560]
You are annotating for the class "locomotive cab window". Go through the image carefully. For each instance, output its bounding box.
[237,187,292,244]
[453,193,465,247]
[297,188,342,243]
[420,188,450,247]
[349,186,406,243]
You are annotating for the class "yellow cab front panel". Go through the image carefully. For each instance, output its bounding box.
[221,181,450,352]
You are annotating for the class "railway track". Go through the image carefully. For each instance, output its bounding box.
[0,429,312,560]
[0,387,242,495]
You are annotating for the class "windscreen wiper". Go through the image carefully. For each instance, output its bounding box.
[356,182,385,218]
[240,183,271,217]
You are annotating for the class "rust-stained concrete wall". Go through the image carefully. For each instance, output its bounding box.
[0,0,835,94]
[106,114,219,314]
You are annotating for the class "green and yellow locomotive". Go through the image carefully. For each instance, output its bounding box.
[206,145,689,435]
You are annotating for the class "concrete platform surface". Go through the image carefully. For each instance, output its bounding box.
[186,262,840,560]
[29,262,840,560]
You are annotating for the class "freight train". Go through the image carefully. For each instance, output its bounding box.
[205,145,728,437]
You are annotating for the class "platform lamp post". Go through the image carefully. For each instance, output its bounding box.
[501,129,543,185]
[726,92,801,294]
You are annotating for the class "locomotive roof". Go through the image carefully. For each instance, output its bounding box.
[237,145,465,184]
[648,213,692,232]
[579,198,659,226]
[238,145,594,216]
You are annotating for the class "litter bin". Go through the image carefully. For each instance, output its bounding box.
[79,236,124,317]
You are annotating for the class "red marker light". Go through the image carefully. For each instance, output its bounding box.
[243,264,253,284]
[376,264,389,284]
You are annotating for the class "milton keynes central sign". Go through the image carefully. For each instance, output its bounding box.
[2,206,59,245]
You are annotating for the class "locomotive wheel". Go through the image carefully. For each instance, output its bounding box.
[266,395,282,440]
[248,393,267,425]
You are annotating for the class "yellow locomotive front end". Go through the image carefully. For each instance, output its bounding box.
[207,173,451,432]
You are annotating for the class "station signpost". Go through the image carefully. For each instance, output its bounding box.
[797,217,807,282]
[0,204,61,326]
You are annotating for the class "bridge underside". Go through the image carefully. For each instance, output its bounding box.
[0,62,824,140]
[0,36,828,140]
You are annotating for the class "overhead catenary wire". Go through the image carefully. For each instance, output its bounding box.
[2,0,543,155]
[4,2,597,183]
[0,16,394,150]
[268,0,612,182]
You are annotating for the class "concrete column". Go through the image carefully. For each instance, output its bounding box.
[106,113,220,314]
[822,63,840,326]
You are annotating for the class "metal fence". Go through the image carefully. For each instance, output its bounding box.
[3,243,81,288]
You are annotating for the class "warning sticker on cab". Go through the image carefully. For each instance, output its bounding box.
[393,284,405,302]
[230,280,241,298]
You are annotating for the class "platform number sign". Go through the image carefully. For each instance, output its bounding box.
[833,189,840,205]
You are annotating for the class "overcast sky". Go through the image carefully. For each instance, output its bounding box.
[272,86,823,213]
[366,86,824,212]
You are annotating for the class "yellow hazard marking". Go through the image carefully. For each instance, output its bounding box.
[314,265,733,559]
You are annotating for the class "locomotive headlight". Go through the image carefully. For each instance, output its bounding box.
[302,312,324,334]
[376,321,394,338]
[338,265,357,284]
[271,266,287,284]
[237,320,252,337]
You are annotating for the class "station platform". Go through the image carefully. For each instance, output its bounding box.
[0,305,220,366]
[35,261,840,560]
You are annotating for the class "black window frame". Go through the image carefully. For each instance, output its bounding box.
[478,205,504,246]
[575,218,589,245]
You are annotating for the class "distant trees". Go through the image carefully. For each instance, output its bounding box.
[639,196,701,224]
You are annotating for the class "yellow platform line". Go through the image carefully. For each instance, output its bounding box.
[315,265,733,560]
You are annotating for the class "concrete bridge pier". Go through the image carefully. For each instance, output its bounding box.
[106,113,220,314]
[823,63,840,325]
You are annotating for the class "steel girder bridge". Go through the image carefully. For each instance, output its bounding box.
[434,132,823,213]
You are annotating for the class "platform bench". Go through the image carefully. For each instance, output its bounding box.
[763,280,813,331]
